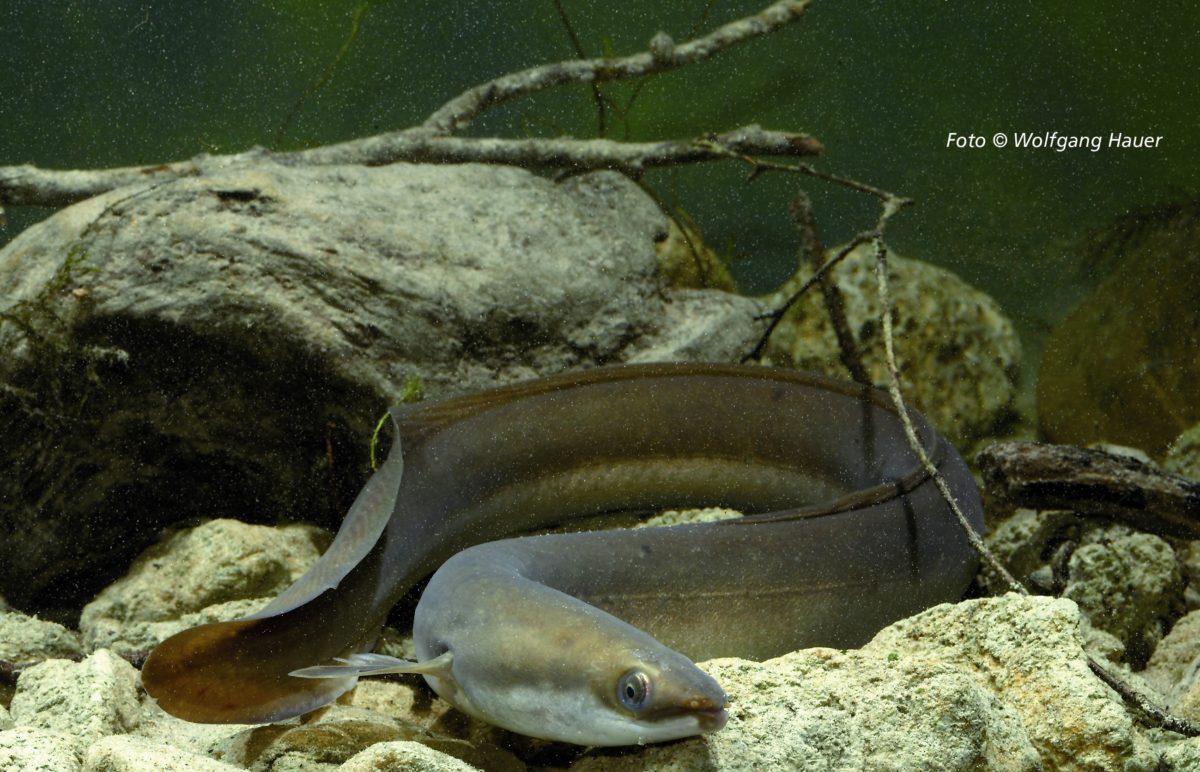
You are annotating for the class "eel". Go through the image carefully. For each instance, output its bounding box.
[141,363,984,745]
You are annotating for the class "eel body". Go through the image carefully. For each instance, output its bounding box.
[142,363,983,744]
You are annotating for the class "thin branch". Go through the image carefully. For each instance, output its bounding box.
[789,192,869,384]
[422,0,813,135]
[871,218,1200,737]
[0,160,199,210]
[735,156,899,199]
[285,124,823,173]
[0,128,822,209]
[0,149,270,209]
[1,1,817,211]
[1087,656,1200,736]
[742,229,876,363]
[870,215,1026,594]
[721,149,909,363]
[552,0,608,136]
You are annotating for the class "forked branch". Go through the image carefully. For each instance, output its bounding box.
[0,1,815,211]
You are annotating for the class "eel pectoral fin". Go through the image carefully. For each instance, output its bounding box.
[291,650,454,679]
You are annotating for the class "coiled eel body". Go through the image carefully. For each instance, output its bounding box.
[142,363,983,745]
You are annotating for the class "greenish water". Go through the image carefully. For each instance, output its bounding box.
[2,0,1196,355]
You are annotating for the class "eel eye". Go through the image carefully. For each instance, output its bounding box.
[617,669,652,712]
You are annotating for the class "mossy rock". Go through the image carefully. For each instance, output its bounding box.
[1038,202,1200,457]
[654,215,738,292]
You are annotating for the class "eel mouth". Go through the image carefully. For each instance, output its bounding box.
[695,707,729,733]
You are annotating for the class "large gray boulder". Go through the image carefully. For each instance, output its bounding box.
[0,161,760,612]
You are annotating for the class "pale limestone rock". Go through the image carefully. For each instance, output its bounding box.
[0,726,83,771]
[865,595,1156,770]
[1144,610,1200,703]
[210,703,522,772]
[1062,530,1183,663]
[339,740,480,771]
[637,507,742,528]
[569,595,1158,771]
[110,517,1165,770]
[9,650,141,748]
[132,687,255,763]
[1165,423,1200,479]
[80,518,326,655]
[84,735,243,772]
[1160,736,1200,771]
[0,610,83,661]
[104,598,269,662]
[983,509,1184,665]
[1145,609,1200,723]
[46,578,1169,770]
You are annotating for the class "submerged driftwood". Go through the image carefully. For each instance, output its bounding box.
[979,441,1200,538]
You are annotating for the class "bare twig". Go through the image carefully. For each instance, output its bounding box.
[872,220,1200,737]
[870,212,1025,594]
[692,145,909,364]
[788,192,869,383]
[742,229,876,363]
[1087,656,1200,736]
[552,0,608,136]
[977,441,1200,539]
[0,150,267,210]
[720,154,898,199]
[286,125,823,173]
[1,1,816,211]
[0,127,822,209]
[422,0,813,135]
[738,173,908,365]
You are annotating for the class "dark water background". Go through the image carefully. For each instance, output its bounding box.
[2,0,1196,360]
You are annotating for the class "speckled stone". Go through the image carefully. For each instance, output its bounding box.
[762,243,1022,446]
[1165,423,1200,479]
[572,595,1153,771]
[0,610,83,661]
[339,741,480,772]
[80,518,327,656]
[0,726,83,771]
[10,650,140,748]
[1062,530,1183,665]
[84,735,244,772]
[1143,609,1200,708]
